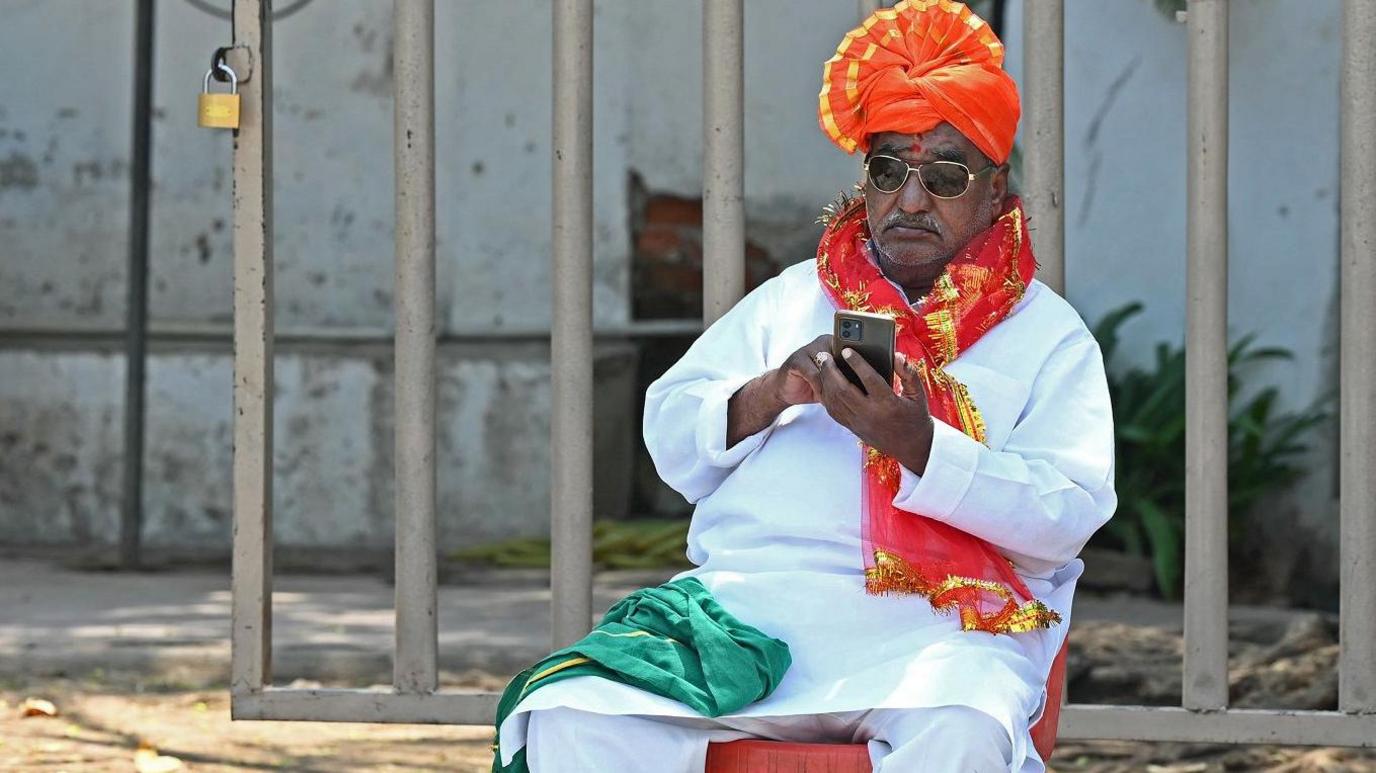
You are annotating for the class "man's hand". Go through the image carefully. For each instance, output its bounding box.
[815,348,935,475]
[772,334,835,406]
[726,335,833,449]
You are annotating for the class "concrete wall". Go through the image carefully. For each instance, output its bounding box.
[0,0,642,550]
[0,0,633,333]
[1011,0,1341,405]
[1006,0,1343,597]
[0,342,636,550]
[0,1,1345,582]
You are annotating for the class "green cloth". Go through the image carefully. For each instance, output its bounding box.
[491,576,792,773]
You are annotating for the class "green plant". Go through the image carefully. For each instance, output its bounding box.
[1092,302,1330,598]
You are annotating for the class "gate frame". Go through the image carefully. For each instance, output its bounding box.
[229,0,1376,747]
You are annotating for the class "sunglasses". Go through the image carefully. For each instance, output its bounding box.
[863,154,996,198]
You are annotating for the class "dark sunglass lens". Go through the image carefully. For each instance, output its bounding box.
[867,157,907,192]
[919,163,969,198]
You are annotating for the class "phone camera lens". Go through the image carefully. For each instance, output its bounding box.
[841,330,852,339]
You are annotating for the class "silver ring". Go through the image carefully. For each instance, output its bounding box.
[814,351,829,366]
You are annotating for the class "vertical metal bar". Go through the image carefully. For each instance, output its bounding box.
[550,0,595,650]
[1183,0,1229,712]
[1022,0,1065,296]
[989,0,1008,40]
[230,0,274,696]
[392,0,438,693]
[120,0,155,570]
[702,0,745,325]
[1340,0,1376,714]
[856,1,880,181]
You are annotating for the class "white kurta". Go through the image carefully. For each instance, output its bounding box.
[500,257,1117,772]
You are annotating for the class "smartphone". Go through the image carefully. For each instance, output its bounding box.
[832,310,896,393]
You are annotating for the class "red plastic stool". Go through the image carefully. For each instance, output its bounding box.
[705,637,1069,772]
[705,740,872,773]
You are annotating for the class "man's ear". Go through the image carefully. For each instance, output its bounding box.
[990,164,1010,208]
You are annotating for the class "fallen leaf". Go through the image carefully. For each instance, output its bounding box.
[20,697,58,718]
[134,743,184,773]
[1270,749,1359,773]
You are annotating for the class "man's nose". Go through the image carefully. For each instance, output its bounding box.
[895,170,934,213]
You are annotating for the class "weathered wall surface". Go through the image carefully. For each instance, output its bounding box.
[0,343,636,549]
[0,0,644,550]
[1004,0,1343,598]
[8,0,1341,336]
[0,0,634,333]
[0,0,1346,591]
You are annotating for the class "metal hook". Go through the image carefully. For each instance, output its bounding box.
[203,62,238,93]
[210,46,233,82]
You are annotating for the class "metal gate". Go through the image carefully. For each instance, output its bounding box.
[228,0,1376,747]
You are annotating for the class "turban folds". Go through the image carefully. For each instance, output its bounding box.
[818,0,1020,164]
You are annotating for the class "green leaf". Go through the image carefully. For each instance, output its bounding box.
[1091,302,1143,363]
[1104,517,1146,557]
[1089,302,1329,599]
[1116,424,1159,444]
[1137,499,1182,599]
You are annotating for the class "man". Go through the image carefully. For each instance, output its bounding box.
[497,2,1115,770]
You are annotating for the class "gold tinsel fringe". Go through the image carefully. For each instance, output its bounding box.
[864,550,1062,634]
[817,189,866,230]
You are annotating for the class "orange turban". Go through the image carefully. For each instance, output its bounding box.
[818,0,1020,164]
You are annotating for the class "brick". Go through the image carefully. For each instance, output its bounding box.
[644,195,703,227]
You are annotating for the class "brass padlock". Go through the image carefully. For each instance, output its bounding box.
[199,63,240,129]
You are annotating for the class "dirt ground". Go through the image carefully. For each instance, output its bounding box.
[1,674,496,772]
[5,674,1376,773]
[5,565,1375,772]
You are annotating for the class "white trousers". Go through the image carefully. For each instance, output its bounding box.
[523,704,1015,773]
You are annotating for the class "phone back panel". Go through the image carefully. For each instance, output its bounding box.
[832,310,896,392]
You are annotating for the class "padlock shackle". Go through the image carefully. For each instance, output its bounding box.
[203,62,238,94]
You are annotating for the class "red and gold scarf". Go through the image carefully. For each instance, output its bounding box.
[816,193,1061,634]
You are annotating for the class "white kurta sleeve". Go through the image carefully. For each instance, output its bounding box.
[642,278,783,504]
[891,335,1117,571]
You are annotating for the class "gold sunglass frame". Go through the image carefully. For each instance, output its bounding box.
[862,154,996,199]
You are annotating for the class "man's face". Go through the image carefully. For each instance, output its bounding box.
[863,125,1009,271]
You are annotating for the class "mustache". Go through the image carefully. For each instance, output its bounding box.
[881,214,941,234]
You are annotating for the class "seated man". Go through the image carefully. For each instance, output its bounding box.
[497,2,1115,771]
